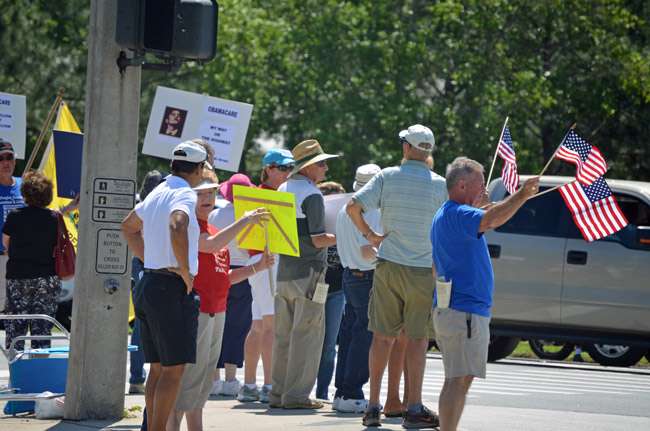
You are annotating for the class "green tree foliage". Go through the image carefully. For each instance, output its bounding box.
[2,1,649,187]
[0,0,89,173]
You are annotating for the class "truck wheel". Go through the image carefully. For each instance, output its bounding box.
[487,336,520,362]
[529,339,574,361]
[584,344,645,367]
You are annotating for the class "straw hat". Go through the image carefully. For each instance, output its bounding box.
[290,139,339,176]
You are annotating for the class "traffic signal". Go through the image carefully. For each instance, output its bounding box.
[115,0,219,64]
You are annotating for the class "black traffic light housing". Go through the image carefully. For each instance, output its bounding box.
[115,0,218,72]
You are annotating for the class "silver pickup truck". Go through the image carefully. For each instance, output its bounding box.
[484,176,650,366]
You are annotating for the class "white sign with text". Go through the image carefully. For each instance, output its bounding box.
[0,91,26,159]
[142,87,253,172]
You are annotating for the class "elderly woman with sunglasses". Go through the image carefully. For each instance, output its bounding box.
[237,149,295,403]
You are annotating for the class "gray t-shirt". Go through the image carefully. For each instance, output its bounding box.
[277,175,328,281]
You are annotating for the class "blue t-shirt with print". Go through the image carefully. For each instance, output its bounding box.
[0,177,25,252]
[430,200,493,317]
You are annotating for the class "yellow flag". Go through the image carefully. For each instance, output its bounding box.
[39,102,81,250]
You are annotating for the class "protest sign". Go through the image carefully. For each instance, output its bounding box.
[142,86,253,172]
[323,192,354,234]
[0,91,26,158]
[233,185,299,257]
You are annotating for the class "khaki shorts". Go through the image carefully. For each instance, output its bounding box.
[368,259,434,339]
[433,307,490,379]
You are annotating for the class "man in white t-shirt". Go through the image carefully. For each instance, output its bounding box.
[122,141,208,431]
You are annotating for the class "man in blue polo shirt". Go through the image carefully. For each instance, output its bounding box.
[122,141,208,431]
[0,140,25,312]
[430,157,539,431]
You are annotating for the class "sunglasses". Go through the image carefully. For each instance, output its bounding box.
[270,164,294,172]
[0,154,14,162]
[315,160,327,168]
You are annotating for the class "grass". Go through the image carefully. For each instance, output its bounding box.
[511,341,650,368]
[123,405,142,419]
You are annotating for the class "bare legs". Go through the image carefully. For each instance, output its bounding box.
[438,375,474,431]
[384,329,407,414]
[146,363,186,431]
[368,333,395,405]
[243,315,274,385]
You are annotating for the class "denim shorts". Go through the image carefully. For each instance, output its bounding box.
[134,271,200,366]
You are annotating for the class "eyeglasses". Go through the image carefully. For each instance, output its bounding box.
[0,154,14,162]
[270,164,294,172]
[315,160,327,168]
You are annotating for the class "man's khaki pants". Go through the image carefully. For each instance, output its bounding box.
[270,268,326,405]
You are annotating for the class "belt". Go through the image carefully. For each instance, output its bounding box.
[144,268,181,278]
[348,268,374,277]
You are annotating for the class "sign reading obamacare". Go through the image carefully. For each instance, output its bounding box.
[232,185,300,257]
[0,91,26,159]
[142,86,253,172]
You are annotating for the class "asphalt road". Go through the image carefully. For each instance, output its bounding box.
[2,332,649,431]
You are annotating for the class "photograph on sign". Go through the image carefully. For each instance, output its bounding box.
[323,192,354,234]
[142,86,253,172]
[0,91,27,159]
[158,106,188,137]
[232,185,299,257]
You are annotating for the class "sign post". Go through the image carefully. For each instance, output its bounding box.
[64,0,141,420]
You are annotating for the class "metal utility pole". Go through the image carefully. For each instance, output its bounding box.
[64,0,141,420]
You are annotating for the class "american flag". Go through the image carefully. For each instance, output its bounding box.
[555,130,607,186]
[559,176,628,243]
[497,125,519,194]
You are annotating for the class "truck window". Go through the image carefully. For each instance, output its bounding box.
[567,193,650,249]
[495,187,570,237]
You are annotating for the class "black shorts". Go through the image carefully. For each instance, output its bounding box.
[134,271,200,366]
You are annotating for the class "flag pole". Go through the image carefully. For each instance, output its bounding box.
[486,116,509,187]
[537,123,576,177]
[24,88,66,174]
[526,181,573,200]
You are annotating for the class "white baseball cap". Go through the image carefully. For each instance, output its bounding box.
[172,141,209,166]
[398,124,435,151]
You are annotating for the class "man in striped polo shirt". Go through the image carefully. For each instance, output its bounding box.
[346,124,447,429]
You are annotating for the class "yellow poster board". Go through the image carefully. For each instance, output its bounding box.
[233,185,300,257]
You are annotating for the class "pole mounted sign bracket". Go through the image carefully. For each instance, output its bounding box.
[115,0,219,75]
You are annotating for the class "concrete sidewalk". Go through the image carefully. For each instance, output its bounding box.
[3,394,650,431]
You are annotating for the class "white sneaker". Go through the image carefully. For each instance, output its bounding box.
[332,396,342,410]
[210,380,223,395]
[336,397,369,413]
[220,379,241,396]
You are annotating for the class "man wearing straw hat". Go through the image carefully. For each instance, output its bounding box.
[269,139,338,409]
[346,125,447,428]
[430,157,538,431]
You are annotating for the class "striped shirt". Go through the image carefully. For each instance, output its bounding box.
[353,160,447,267]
